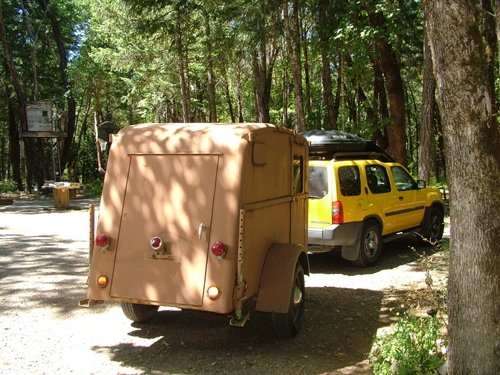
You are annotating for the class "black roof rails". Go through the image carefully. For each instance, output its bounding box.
[300,130,394,162]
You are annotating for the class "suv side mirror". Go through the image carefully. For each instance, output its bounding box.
[417,180,426,189]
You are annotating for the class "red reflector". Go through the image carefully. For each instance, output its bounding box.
[150,237,163,250]
[95,234,109,247]
[332,201,344,224]
[211,241,227,257]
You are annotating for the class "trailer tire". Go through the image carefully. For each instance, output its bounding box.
[121,302,159,322]
[272,261,305,338]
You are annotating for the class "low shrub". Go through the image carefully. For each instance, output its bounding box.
[0,179,18,193]
[370,311,447,375]
[81,180,104,198]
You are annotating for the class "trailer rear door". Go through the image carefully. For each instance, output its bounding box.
[110,153,219,306]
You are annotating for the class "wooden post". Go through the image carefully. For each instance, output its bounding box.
[53,187,69,208]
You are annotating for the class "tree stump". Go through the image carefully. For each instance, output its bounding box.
[53,187,70,209]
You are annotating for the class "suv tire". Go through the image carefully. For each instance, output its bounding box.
[352,221,382,267]
[421,207,445,244]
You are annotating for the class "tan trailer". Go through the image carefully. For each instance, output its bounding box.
[80,123,310,338]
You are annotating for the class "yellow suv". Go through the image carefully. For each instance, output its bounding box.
[302,130,445,267]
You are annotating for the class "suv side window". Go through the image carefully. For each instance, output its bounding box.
[338,166,361,196]
[365,165,391,194]
[391,166,418,191]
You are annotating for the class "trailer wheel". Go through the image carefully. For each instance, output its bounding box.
[272,262,305,338]
[121,302,159,322]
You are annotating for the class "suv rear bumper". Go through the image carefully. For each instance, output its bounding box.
[308,221,364,250]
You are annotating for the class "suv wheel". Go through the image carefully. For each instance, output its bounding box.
[423,207,444,244]
[352,221,382,267]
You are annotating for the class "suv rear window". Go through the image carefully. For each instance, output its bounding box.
[309,166,328,198]
[338,166,361,196]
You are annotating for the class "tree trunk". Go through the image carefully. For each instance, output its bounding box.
[419,23,435,184]
[20,0,38,101]
[282,63,289,128]
[0,1,28,190]
[236,60,244,123]
[7,95,22,189]
[372,58,389,150]
[252,47,267,122]
[283,0,307,132]
[177,14,190,123]
[223,70,235,123]
[424,1,500,373]
[205,21,217,123]
[482,0,498,132]
[318,0,337,130]
[365,2,407,166]
[300,7,312,116]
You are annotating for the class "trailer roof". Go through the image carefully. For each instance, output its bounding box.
[113,123,305,155]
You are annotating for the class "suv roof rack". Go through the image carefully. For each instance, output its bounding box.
[300,130,393,162]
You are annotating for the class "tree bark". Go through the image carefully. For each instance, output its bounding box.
[371,58,389,150]
[283,0,307,132]
[424,0,500,373]
[205,20,217,123]
[7,94,22,189]
[0,1,28,190]
[482,0,498,132]
[419,22,435,184]
[177,13,190,123]
[318,0,337,130]
[364,2,407,166]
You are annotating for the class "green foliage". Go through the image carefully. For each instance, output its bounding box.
[81,179,104,198]
[0,179,18,193]
[370,312,447,375]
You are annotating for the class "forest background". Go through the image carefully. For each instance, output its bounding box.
[2,1,500,374]
[1,0,446,191]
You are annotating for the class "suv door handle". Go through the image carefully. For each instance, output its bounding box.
[399,196,404,200]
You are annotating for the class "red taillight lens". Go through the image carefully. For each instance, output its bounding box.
[211,241,227,257]
[150,237,163,250]
[332,201,344,224]
[95,234,109,248]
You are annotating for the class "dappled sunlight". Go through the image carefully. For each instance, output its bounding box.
[91,286,384,375]
[0,229,90,317]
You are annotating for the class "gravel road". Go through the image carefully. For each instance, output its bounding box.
[0,198,448,375]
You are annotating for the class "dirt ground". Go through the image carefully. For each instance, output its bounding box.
[0,197,449,375]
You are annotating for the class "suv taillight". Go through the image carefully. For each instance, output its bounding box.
[332,201,344,224]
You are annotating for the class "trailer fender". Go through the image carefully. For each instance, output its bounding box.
[255,243,309,314]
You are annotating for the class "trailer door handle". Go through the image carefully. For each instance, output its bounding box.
[198,223,206,239]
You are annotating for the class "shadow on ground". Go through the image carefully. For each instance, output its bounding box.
[0,232,89,317]
[308,234,439,276]
[93,285,384,375]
